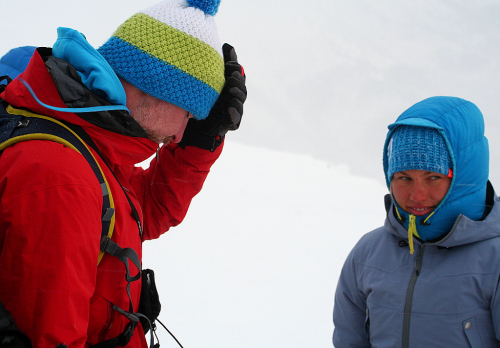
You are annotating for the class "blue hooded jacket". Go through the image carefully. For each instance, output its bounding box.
[333,97,500,347]
[383,96,489,242]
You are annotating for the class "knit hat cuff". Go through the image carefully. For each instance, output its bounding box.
[387,125,452,180]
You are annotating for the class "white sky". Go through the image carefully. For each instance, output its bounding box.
[2,1,500,346]
[2,0,500,183]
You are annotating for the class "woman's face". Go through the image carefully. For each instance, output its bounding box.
[391,169,452,216]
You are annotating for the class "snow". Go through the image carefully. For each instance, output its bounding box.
[142,141,387,348]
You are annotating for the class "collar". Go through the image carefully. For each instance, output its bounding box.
[0,47,158,166]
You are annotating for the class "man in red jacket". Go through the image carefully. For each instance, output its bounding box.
[0,0,246,347]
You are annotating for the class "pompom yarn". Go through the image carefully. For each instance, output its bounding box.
[187,0,221,16]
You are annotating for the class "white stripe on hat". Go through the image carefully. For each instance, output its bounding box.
[141,0,222,55]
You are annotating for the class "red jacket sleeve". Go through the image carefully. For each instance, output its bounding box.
[125,142,223,241]
[0,141,103,348]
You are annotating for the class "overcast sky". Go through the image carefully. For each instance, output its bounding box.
[3,0,500,183]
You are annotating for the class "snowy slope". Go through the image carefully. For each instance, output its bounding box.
[142,141,388,348]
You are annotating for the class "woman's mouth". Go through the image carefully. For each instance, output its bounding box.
[408,206,435,216]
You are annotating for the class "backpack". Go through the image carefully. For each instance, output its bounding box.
[0,97,161,348]
[0,101,116,263]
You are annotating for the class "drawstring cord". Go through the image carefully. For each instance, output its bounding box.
[392,196,416,254]
[408,214,417,254]
[423,211,434,224]
[395,204,403,221]
[18,77,129,113]
[395,205,427,255]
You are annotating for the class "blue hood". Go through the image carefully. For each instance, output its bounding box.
[53,27,127,107]
[382,96,489,241]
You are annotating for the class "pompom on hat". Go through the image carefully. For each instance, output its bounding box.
[97,0,225,120]
[387,125,453,180]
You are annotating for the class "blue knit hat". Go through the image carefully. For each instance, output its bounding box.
[97,0,225,120]
[387,125,452,180]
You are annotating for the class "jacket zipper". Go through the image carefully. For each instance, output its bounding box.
[402,244,426,348]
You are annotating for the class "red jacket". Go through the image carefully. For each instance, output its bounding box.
[0,48,222,347]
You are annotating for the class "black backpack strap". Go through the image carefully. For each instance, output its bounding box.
[63,123,155,348]
[65,123,144,238]
[0,76,13,94]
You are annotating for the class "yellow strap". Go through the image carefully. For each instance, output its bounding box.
[3,105,115,265]
[0,133,79,153]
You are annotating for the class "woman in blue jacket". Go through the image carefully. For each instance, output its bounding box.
[333,96,500,347]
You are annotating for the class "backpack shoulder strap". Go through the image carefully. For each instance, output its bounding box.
[0,103,115,265]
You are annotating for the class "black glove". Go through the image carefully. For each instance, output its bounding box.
[179,43,247,152]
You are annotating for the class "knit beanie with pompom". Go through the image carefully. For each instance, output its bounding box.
[97,0,225,120]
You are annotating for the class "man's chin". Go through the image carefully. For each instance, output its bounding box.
[160,136,173,145]
[146,132,172,145]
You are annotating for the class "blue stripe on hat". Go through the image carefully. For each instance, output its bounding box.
[98,37,219,119]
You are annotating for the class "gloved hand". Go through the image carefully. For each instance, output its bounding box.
[179,43,247,152]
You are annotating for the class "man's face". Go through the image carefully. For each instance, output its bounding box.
[391,169,452,216]
[122,80,192,144]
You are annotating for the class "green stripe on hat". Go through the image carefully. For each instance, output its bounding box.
[114,13,224,93]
